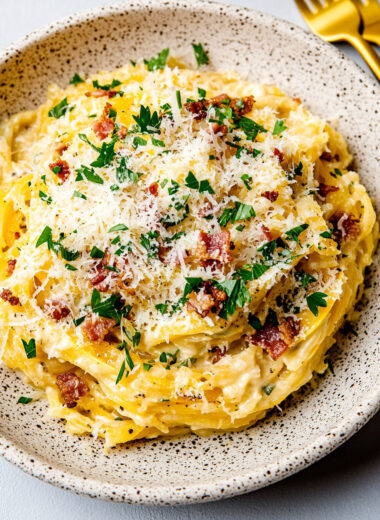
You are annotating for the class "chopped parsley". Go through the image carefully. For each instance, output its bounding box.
[39,191,52,205]
[144,48,169,71]
[35,227,79,263]
[116,157,142,183]
[211,278,251,319]
[198,87,206,99]
[294,161,303,176]
[69,73,85,85]
[262,384,274,396]
[92,78,122,91]
[73,190,87,200]
[90,246,105,259]
[115,360,126,384]
[192,43,209,67]
[65,263,78,271]
[218,201,255,226]
[273,119,287,136]
[48,97,72,119]
[235,263,270,281]
[132,105,162,134]
[108,223,128,232]
[140,230,160,258]
[284,223,309,245]
[17,396,33,404]
[21,338,36,359]
[155,303,168,314]
[185,171,215,194]
[176,90,182,109]
[132,136,147,149]
[248,313,262,330]
[90,289,127,323]
[78,134,117,168]
[143,363,153,371]
[238,117,267,141]
[295,270,317,288]
[241,174,252,190]
[306,291,328,316]
[75,165,104,184]
[320,229,334,239]
[151,137,165,147]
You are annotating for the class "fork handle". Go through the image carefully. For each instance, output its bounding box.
[363,31,380,48]
[345,34,380,81]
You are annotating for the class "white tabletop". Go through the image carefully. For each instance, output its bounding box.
[0,1,379,519]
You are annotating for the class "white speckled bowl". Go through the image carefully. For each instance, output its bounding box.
[0,0,379,505]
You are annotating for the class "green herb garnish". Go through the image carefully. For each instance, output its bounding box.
[306,292,328,316]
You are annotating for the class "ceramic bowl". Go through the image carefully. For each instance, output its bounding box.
[0,0,379,505]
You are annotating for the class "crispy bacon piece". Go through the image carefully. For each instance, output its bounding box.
[82,313,116,342]
[57,143,69,156]
[200,259,223,271]
[186,281,227,318]
[56,372,89,408]
[197,231,231,264]
[44,299,70,321]
[318,183,339,198]
[320,151,339,162]
[158,241,188,266]
[147,182,159,197]
[273,148,284,162]
[329,211,360,242]
[210,345,227,364]
[85,89,118,98]
[261,225,272,241]
[6,259,16,276]
[209,122,228,135]
[89,251,133,292]
[293,97,302,104]
[248,316,300,360]
[261,190,279,202]
[93,102,114,140]
[0,288,20,306]
[185,94,254,120]
[49,160,70,183]
[117,126,128,139]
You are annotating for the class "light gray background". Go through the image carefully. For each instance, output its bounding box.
[0,1,379,518]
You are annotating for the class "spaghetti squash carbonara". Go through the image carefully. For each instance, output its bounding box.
[0,47,377,448]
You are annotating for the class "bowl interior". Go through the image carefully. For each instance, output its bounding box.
[0,0,379,505]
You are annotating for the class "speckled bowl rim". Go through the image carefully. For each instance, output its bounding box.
[0,0,379,505]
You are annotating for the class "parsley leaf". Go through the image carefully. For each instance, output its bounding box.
[306,292,328,316]
[295,270,317,288]
[116,157,142,183]
[78,134,117,168]
[211,279,251,319]
[184,171,215,194]
[320,229,334,239]
[273,119,287,136]
[284,224,309,245]
[108,223,128,232]
[241,174,252,190]
[238,117,267,141]
[48,97,71,118]
[140,231,159,258]
[235,263,270,281]
[90,246,105,259]
[218,201,255,226]
[192,43,209,67]
[132,105,162,134]
[21,338,36,359]
[132,136,147,149]
[69,73,85,85]
[73,190,87,200]
[17,396,33,404]
[248,313,262,330]
[90,289,126,323]
[75,165,104,184]
[39,191,52,205]
[151,137,165,147]
[144,48,169,71]
[92,78,122,91]
[294,161,303,176]
[176,90,182,109]
[155,303,168,314]
[115,360,126,384]
[35,226,53,249]
[262,384,274,396]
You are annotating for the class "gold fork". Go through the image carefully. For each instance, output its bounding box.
[295,0,380,80]
[353,0,380,46]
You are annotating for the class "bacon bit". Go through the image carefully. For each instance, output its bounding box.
[49,160,70,183]
[200,259,223,271]
[329,211,360,242]
[56,372,89,408]
[147,182,159,197]
[6,259,16,276]
[44,299,70,321]
[185,94,254,120]
[15,232,20,240]
[158,241,188,266]
[318,183,339,198]
[273,148,284,162]
[210,345,227,364]
[248,316,300,360]
[197,231,231,264]
[85,89,118,98]
[261,225,272,241]
[117,126,128,139]
[93,102,114,140]
[209,122,228,135]
[57,143,69,156]
[89,252,133,292]
[82,313,116,342]
[320,151,339,162]
[0,288,20,306]
[186,280,226,318]
[293,97,302,104]
[261,190,279,202]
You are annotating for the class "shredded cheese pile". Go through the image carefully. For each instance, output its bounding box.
[0,50,377,448]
